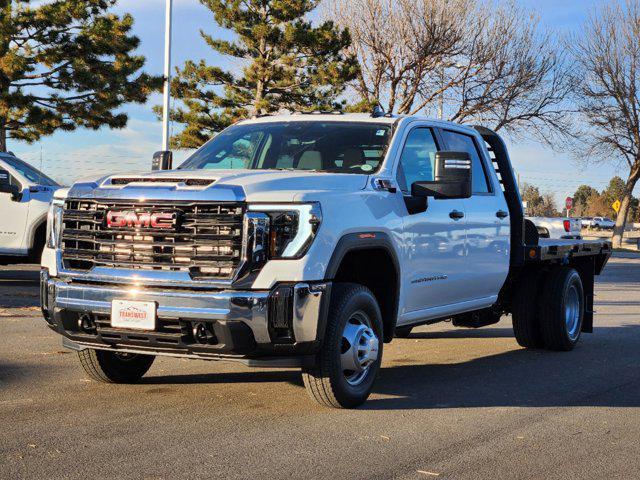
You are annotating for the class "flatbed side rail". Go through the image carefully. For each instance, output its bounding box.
[525,239,612,272]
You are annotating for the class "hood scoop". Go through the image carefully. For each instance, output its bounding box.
[108,177,215,187]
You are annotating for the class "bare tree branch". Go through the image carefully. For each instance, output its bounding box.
[324,0,573,144]
[572,0,640,247]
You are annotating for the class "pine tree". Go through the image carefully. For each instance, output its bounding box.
[0,0,161,152]
[165,0,359,149]
[521,183,559,217]
[572,185,599,216]
[602,176,626,206]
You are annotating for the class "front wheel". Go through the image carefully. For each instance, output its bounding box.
[302,283,383,408]
[78,349,155,383]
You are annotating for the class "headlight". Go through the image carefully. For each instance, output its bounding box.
[46,200,64,249]
[248,203,322,258]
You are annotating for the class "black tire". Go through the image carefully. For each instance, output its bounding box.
[512,270,545,349]
[27,223,46,264]
[78,349,155,383]
[394,326,413,338]
[302,283,383,409]
[538,267,584,351]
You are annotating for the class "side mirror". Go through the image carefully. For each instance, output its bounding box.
[411,151,472,200]
[0,169,20,200]
[152,151,173,171]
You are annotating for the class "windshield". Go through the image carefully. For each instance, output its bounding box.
[2,156,59,186]
[179,121,392,174]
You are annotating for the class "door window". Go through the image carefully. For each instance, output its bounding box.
[441,130,491,194]
[396,128,439,194]
[2,156,58,186]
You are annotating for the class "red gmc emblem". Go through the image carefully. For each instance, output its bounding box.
[105,210,177,229]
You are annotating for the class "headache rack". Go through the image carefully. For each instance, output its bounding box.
[60,199,245,280]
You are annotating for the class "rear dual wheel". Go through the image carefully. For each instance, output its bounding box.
[539,267,584,351]
[512,270,545,348]
[512,267,584,351]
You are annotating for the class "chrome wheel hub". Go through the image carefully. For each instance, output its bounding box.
[340,311,379,386]
[565,285,581,341]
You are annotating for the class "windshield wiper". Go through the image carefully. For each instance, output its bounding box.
[274,168,319,172]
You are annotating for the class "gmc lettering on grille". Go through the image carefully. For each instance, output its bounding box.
[105,211,177,229]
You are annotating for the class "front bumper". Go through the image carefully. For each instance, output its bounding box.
[41,269,328,366]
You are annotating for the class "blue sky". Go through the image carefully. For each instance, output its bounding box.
[11,0,633,205]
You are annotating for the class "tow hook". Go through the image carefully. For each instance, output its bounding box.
[192,322,216,345]
[78,314,96,334]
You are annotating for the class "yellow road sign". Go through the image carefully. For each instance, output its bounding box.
[612,200,621,213]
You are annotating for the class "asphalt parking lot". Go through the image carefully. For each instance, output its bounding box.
[1,257,639,480]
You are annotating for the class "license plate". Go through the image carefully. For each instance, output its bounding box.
[111,300,157,331]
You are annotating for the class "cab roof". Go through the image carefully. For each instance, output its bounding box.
[236,112,399,125]
[235,112,478,134]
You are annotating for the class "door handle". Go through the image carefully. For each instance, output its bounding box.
[449,210,465,220]
[496,210,509,219]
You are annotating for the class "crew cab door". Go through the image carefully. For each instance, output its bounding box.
[440,129,510,303]
[0,165,30,254]
[395,126,468,318]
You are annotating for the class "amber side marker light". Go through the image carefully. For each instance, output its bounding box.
[529,248,537,259]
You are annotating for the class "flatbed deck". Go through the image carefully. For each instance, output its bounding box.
[523,238,611,271]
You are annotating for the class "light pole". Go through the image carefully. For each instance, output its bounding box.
[438,63,444,120]
[161,0,173,152]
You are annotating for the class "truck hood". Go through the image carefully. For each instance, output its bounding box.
[67,169,369,203]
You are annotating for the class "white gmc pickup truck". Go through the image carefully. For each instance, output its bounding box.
[41,113,611,408]
[0,153,60,264]
[527,216,582,239]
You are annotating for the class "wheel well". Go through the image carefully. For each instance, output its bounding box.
[27,220,47,263]
[333,248,399,342]
[33,221,46,249]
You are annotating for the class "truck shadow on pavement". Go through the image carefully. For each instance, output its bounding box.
[405,327,516,339]
[142,370,304,387]
[141,325,640,410]
[364,324,640,410]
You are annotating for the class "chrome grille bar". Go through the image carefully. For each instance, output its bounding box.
[61,200,245,279]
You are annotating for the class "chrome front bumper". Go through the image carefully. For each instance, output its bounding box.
[41,269,328,364]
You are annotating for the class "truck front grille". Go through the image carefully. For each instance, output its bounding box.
[61,200,245,280]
